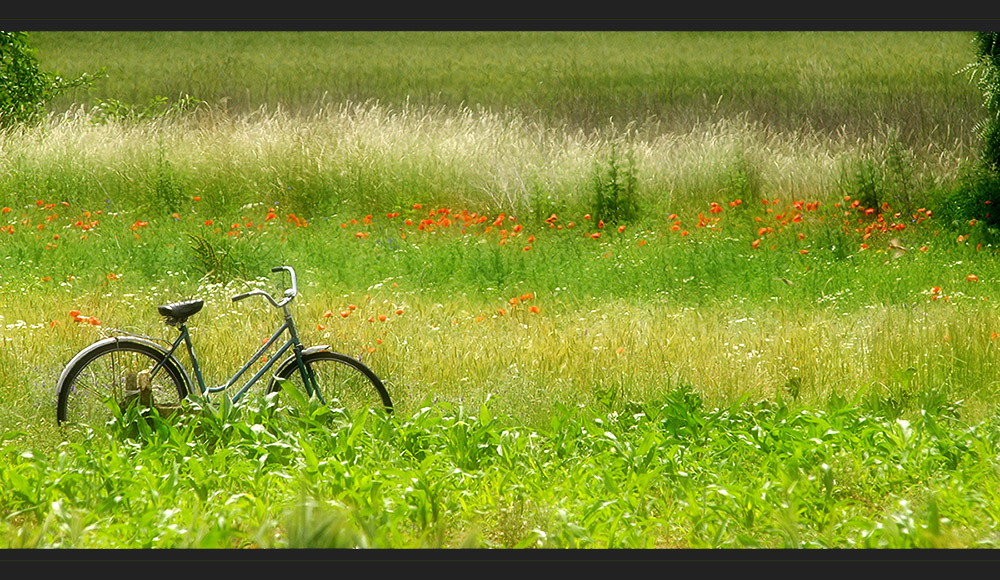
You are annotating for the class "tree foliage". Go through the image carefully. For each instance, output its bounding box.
[965,32,1000,171]
[0,31,99,127]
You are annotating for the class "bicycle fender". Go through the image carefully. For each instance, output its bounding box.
[266,346,329,390]
[302,345,330,356]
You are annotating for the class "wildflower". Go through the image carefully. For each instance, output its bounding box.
[395,309,404,315]
[920,245,928,252]
[413,203,422,209]
[931,286,941,294]
[751,239,761,249]
[69,310,81,317]
[87,317,101,326]
[323,310,334,318]
[193,196,201,201]
[799,249,808,255]
[379,314,387,322]
[638,239,647,247]
[340,311,350,318]
[583,214,591,220]
[204,220,213,226]
[591,233,601,239]
[618,224,626,233]
[967,274,979,282]
[529,305,540,314]
[509,297,519,306]
[497,308,506,316]
[317,324,326,330]
[1,207,9,213]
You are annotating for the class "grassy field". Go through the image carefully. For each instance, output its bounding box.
[3,30,1000,549]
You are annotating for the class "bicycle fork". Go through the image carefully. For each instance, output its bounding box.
[283,305,323,404]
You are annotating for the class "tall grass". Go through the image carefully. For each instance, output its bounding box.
[30,31,980,150]
[0,102,970,222]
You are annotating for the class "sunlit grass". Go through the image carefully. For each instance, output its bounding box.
[3,29,999,546]
[5,185,1000,433]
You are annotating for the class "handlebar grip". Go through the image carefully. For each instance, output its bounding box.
[232,292,254,302]
[271,266,285,273]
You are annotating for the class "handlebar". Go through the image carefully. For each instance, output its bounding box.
[232,266,297,308]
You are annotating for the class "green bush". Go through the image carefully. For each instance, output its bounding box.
[934,164,1000,229]
[590,144,639,224]
[0,31,99,127]
[965,32,1000,171]
[837,130,918,214]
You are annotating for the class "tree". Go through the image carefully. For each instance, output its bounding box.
[0,31,99,127]
[966,32,1000,172]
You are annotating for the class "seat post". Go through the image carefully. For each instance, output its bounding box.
[177,321,207,395]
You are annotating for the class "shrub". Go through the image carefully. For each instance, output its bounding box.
[964,32,1000,171]
[590,144,639,224]
[0,31,100,127]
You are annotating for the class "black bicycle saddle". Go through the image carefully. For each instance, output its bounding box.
[158,299,204,324]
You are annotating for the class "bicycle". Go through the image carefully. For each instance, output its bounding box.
[55,265,393,426]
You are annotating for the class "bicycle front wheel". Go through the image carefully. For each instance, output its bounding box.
[56,337,189,426]
[267,351,393,415]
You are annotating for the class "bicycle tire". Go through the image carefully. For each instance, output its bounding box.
[56,337,189,426]
[266,350,393,415]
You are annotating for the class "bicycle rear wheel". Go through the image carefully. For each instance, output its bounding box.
[56,338,189,426]
[267,350,392,415]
